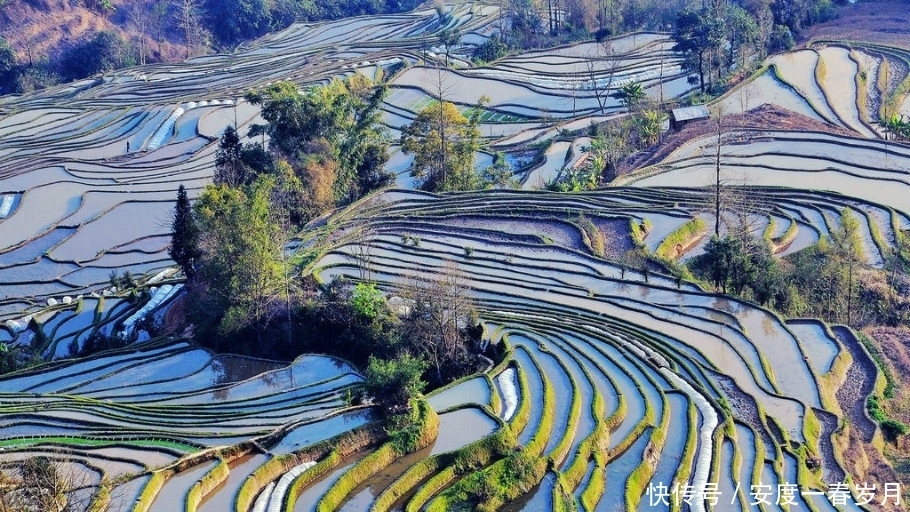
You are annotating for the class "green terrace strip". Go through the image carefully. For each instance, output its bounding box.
[654,216,707,260]
[625,391,671,509]
[371,414,512,512]
[0,435,199,452]
[315,400,439,512]
[403,427,518,512]
[185,457,230,512]
[234,422,385,512]
[133,470,168,512]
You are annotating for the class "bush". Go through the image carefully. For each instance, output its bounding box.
[58,31,134,81]
[350,282,385,320]
[364,354,427,414]
[13,66,60,93]
[769,25,795,53]
[473,36,509,63]
[881,419,908,441]
[867,395,908,442]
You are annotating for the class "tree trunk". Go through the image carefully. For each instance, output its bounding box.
[715,123,721,236]
[699,51,706,92]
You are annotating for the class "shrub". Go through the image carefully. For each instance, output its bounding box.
[867,395,908,441]
[769,25,794,53]
[473,36,509,63]
[58,31,134,81]
[364,354,427,415]
[351,282,385,321]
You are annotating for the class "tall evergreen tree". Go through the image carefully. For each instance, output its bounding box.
[169,184,201,279]
[214,126,245,187]
[192,178,286,343]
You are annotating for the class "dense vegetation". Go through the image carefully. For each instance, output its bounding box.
[179,76,391,346]
[163,75,492,413]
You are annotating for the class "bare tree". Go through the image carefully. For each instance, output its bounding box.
[586,38,620,115]
[152,0,169,57]
[172,0,207,59]
[125,0,151,65]
[712,106,726,236]
[0,455,116,512]
[722,176,765,253]
[352,224,375,283]
[399,261,476,384]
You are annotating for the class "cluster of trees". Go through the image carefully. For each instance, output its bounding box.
[0,31,136,93]
[166,79,492,409]
[244,77,393,208]
[670,0,840,94]
[173,176,488,409]
[400,80,524,192]
[402,99,484,192]
[547,85,665,191]
[169,76,396,350]
[688,206,902,328]
[303,268,487,412]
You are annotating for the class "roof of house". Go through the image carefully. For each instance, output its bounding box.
[671,105,710,122]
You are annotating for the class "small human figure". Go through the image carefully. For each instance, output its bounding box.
[126,141,131,152]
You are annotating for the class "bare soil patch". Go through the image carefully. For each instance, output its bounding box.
[861,326,910,490]
[799,2,910,50]
[0,0,185,64]
[616,104,858,176]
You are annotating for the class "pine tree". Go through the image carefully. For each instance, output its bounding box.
[169,184,201,279]
[214,125,244,187]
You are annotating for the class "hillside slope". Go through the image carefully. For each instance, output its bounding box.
[0,0,185,64]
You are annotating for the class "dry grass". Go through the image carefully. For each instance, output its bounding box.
[799,2,910,50]
[861,326,910,491]
[0,0,186,64]
[617,104,857,176]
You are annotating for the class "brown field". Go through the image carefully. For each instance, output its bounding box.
[800,1,910,50]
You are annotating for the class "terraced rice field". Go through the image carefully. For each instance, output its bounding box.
[615,130,910,266]
[297,189,878,511]
[0,3,693,319]
[2,1,908,510]
[720,42,910,140]
[0,188,883,510]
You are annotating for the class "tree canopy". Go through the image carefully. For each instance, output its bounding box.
[169,184,201,280]
[59,31,134,81]
[401,100,483,192]
[191,177,286,345]
[672,8,725,93]
[246,76,393,205]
